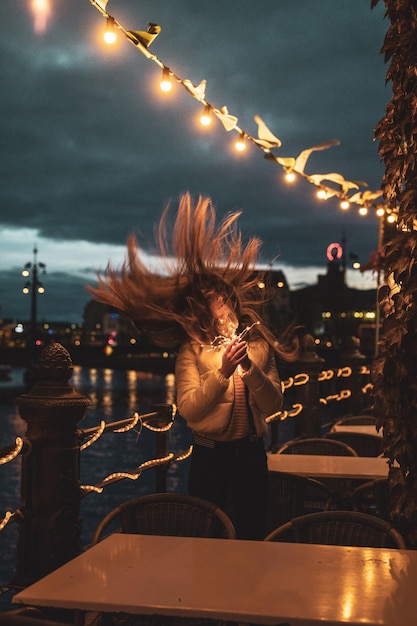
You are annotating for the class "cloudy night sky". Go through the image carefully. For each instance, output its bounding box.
[0,0,389,323]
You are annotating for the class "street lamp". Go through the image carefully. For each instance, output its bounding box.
[22,246,46,349]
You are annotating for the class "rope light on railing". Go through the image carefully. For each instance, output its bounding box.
[337,366,352,377]
[0,509,23,533]
[80,420,106,451]
[113,411,141,433]
[143,419,174,433]
[80,450,186,495]
[0,437,24,465]
[319,370,335,381]
[293,373,310,386]
[265,403,303,423]
[85,0,391,226]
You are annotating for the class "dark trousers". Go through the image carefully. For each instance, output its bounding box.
[188,436,268,540]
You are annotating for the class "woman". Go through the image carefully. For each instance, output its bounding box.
[88,192,298,539]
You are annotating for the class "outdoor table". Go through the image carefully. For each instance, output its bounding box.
[13,533,416,626]
[331,424,382,436]
[267,452,389,480]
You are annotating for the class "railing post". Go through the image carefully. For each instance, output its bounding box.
[14,343,91,585]
[339,336,368,416]
[292,334,325,438]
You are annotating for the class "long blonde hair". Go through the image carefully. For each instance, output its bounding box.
[87,192,298,359]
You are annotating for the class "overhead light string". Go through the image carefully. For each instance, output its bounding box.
[88,0,394,230]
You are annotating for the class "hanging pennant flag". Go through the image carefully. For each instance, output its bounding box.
[183,79,207,103]
[253,115,282,149]
[128,23,161,48]
[213,106,238,131]
[95,0,109,11]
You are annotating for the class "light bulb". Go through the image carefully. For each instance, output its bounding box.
[160,68,172,92]
[285,172,296,183]
[200,106,211,127]
[316,189,327,200]
[235,133,246,152]
[340,200,350,210]
[104,17,116,44]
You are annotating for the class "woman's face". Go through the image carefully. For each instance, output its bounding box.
[207,293,238,338]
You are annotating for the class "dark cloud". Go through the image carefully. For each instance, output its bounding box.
[0,1,388,320]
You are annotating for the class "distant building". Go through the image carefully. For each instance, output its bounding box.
[290,257,376,357]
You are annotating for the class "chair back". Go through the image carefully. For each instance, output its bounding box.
[324,431,383,457]
[334,415,377,426]
[91,492,236,544]
[264,510,406,548]
[277,437,357,456]
[266,471,332,536]
[351,478,390,521]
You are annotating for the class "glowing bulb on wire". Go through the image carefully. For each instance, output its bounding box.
[340,200,350,210]
[160,68,172,92]
[235,133,246,152]
[104,17,116,44]
[285,172,296,183]
[199,106,211,127]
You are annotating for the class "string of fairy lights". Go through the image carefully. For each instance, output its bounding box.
[87,0,397,230]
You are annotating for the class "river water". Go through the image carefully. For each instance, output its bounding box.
[0,365,193,608]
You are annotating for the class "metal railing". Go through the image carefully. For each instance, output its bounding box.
[0,339,372,590]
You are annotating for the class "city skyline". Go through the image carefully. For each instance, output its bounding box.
[1,1,388,322]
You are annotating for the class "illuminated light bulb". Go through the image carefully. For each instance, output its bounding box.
[38,286,45,294]
[359,206,368,216]
[340,200,350,210]
[352,261,361,270]
[160,68,173,92]
[387,214,396,223]
[21,269,30,277]
[285,172,296,183]
[200,105,211,127]
[235,133,246,152]
[376,207,385,217]
[104,17,117,44]
[22,287,29,294]
[316,189,327,200]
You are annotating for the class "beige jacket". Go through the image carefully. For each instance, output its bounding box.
[175,339,283,438]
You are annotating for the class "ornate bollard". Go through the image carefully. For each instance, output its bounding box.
[14,343,91,585]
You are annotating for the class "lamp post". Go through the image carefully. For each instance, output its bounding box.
[22,246,46,352]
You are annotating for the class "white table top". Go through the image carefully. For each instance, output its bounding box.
[13,533,416,626]
[267,452,389,480]
[331,424,382,436]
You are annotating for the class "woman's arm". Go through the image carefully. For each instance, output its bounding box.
[175,343,230,425]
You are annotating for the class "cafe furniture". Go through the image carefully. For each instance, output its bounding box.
[264,509,406,548]
[91,492,236,545]
[324,431,383,457]
[13,533,416,626]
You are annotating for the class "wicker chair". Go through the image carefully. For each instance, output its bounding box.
[264,510,406,548]
[324,431,383,457]
[266,470,333,536]
[91,492,236,544]
[274,438,357,505]
[351,478,390,521]
[333,415,377,426]
[0,608,73,625]
[276,437,358,456]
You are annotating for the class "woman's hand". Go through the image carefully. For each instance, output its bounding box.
[219,337,251,379]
